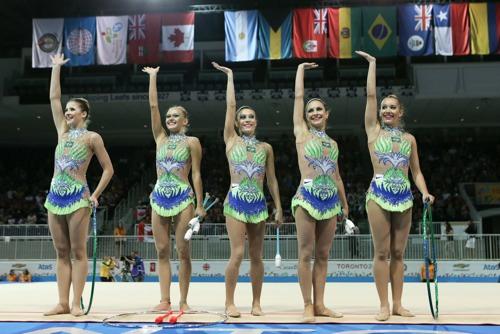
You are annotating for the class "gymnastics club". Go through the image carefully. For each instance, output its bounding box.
[203,192,210,207]
[184,197,220,241]
[154,310,173,324]
[169,310,185,324]
[344,218,355,235]
[275,227,282,268]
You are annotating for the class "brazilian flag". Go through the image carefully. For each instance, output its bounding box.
[258,9,292,60]
[362,6,397,57]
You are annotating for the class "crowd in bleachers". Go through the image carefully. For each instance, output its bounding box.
[130,131,499,235]
[2,132,499,236]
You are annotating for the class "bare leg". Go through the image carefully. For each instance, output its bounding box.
[246,221,266,316]
[174,205,194,311]
[67,207,91,316]
[152,211,172,311]
[295,207,316,322]
[391,208,414,317]
[224,216,246,317]
[366,200,391,321]
[313,217,342,318]
[44,213,71,316]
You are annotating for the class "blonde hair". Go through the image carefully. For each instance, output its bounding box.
[380,94,406,128]
[166,105,189,134]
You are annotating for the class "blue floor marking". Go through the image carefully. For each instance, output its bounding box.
[1,322,499,334]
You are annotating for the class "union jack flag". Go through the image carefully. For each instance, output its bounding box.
[414,5,433,31]
[313,9,327,35]
[128,14,146,40]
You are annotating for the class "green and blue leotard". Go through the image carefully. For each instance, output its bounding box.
[150,134,194,217]
[292,129,342,220]
[224,136,268,224]
[44,128,91,215]
[366,127,413,212]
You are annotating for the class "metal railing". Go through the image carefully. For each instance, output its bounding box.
[0,206,109,237]
[1,234,498,261]
[112,169,153,233]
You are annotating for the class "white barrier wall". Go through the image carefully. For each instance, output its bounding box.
[1,260,499,280]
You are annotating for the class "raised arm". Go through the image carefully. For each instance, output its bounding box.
[264,144,283,226]
[142,66,166,143]
[49,54,70,136]
[294,63,318,139]
[408,135,435,204]
[355,51,379,141]
[189,137,206,219]
[89,132,114,208]
[212,62,237,145]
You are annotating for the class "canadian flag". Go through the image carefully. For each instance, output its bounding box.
[161,12,194,63]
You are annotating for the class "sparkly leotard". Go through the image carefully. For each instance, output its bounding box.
[150,133,194,217]
[224,135,268,224]
[366,126,413,212]
[292,129,342,220]
[45,128,91,215]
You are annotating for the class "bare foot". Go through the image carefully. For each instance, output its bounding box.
[302,304,315,323]
[393,306,415,317]
[314,305,343,318]
[153,300,172,312]
[70,305,85,317]
[375,306,390,321]
[225,304,241,318]
[44,303,70,316]
[251,304,264,316]
[179,301,191,312]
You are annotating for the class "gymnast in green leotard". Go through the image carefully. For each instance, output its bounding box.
[143,66,206,313]
[357,50,435,321]
[44,54,114,317]
[212,62,283,318]
[292,63,349,322]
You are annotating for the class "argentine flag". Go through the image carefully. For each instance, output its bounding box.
[225,10,258,62]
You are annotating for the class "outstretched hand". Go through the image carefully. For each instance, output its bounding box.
[355,51,376,63]
[50,54,69,66]
[212,62,232,75]
[142,66,160,75]
[299,62,318,70]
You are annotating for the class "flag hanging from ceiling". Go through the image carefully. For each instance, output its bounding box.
[96,16,128,65]
[293,8,328,58]
[328,7,361,59]
[161,12,195,63]
[128,14,162,64]
[224,10,258,62]
[258,9,292,60]
[361,6,397,57]
[433,3,470,56]
[450,3,470,55]
[469,2,500,55]
[63,17,96,66]
[32,18,64,68]
[398,4,434,56]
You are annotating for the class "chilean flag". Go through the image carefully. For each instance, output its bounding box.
[433,3,470,56]
[161,12,195,63]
